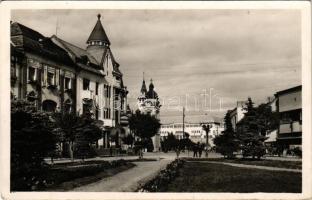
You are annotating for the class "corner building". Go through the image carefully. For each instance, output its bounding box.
[11,14,129,150]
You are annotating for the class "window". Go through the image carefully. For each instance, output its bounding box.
[64,77,71,90]
[96,82,99,95]
[47,72,55,85]
[103,109,107,119]
[42,100,57,112]
[83,78,90,90]
[96,109,99,120]
[104,85,111,98]
[83,103,89,114]
[64,104,71,113]
[103,108,111,119]
[28,67,36,81]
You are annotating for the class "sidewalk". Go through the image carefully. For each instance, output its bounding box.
[71,158,173,192]
[263,156,301,162]
[193,161,301,173]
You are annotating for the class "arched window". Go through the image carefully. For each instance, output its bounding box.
[42,100,57,112]
[64,99,72,113]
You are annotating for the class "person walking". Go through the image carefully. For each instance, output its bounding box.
[198,143,203,158]
[193,143,198,158]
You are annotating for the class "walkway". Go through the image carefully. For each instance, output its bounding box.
[192,161,301,173]
[72,158,173,192]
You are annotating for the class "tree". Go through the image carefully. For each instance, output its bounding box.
[11,100,56,190]
[202,124,211,157]
[255,103,279,136]
[53,111,102,161]
[128,110,161,158]
[53,111,81,162]
[122,134,135,148]
[213,111,239,158]
[237,97,267,159]
[161,132,176,152]
[160,133,184,158]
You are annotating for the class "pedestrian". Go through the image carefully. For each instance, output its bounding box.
[198,143,203,158]
[193,143,198,158]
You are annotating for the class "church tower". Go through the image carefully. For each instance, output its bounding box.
[86,14,110,63]
[137,74,161,116]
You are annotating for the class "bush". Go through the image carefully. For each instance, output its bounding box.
[11,102,57,191]
[138,159,185,192]
[293,147,302,158]
[242,143,266,159]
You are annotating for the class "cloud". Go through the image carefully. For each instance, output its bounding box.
[11,9,301,123]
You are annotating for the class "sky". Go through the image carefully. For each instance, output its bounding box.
[11,9,302,123]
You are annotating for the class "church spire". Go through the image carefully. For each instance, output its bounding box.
[149,78,154,90]
[87,14,110,46]
[140,72,147,94]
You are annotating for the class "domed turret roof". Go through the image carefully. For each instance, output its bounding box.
[146,90,158,99]
[146,79,158,99]
[87,14,110,45]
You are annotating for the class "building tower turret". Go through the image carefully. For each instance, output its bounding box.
[86,14,110,63]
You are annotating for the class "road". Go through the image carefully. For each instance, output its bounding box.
[72,157,172,192]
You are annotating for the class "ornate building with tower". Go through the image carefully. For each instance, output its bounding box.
[137,75,161,151]
[137,76,161,116]
[11,14,129,153]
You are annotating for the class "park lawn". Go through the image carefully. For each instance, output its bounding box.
[44,160,135,191]
[187,158,302,169]
[165,161,301,193]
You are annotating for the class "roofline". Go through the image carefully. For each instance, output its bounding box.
[275,85,302,96]
[11,21,44,38]
[160,121,221,126]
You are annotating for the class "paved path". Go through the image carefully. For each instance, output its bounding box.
[72,158,173,192]
[263,156,301,162]
[192,161,301,173]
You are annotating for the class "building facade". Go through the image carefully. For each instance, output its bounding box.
[275,85,302,151]
[228,101,246,132]
[11,14,129,150]
[159,122,224,147]
[264,97,278,146]
[11,22,76,113]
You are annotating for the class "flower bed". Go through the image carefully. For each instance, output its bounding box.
[12,159,132,191]
[137,159,185,192]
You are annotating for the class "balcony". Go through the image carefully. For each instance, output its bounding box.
[279,121,302,134]
[81,90,92,99]
[292,121,302,132]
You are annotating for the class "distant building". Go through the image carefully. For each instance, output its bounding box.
[228,101,246,131]
[275,85,302,150]
[264,97,278,146]
[159,122,224,147]
[137,76,161,151]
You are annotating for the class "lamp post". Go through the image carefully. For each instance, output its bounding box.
[202,124,211,157]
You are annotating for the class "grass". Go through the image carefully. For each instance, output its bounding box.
[165,161,301,193]
[45,159,135,191]
[46,162,135,191]
[187,158,302,169]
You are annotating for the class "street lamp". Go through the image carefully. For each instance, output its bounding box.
[202,124,211,157]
